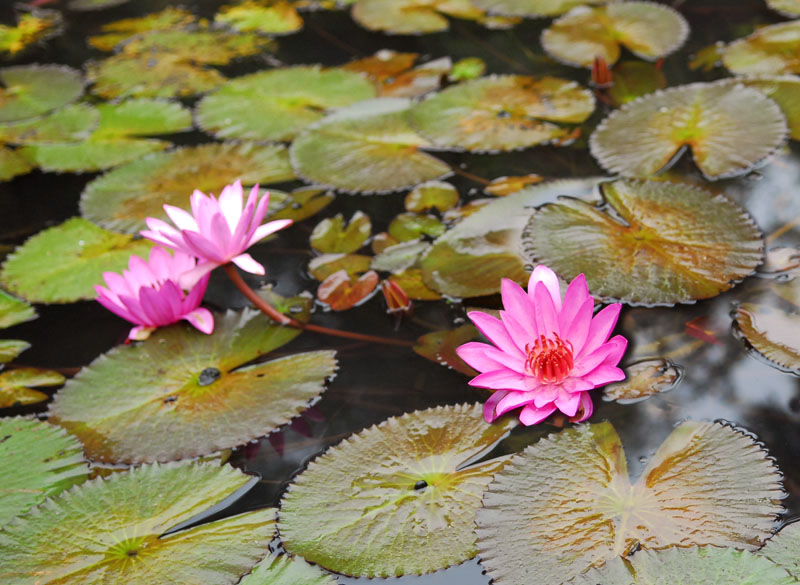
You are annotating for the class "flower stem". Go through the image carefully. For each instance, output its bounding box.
[223,264,414,348]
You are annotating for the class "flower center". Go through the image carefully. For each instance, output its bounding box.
[525,334,574,383]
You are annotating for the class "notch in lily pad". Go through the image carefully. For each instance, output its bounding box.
[310,211,371,254]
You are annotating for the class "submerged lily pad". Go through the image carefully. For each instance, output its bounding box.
[81,142,294,234]
[472,0,607,17]
[607,61,667,106]
[0,289,36,329]
[476,421,784,585]
[590,82,788,180]
[239,552,337,585]
[290,98,451,194]
[88,7,197,52]
[0,417,87,528]
[723,21,800,76]
[0,13,61,56]
[49,308,336,463]
[279,403,515,577]
[0,461,274,584]
[0,340,29,364]
[352,0,482,34]
[0,65,83,123]
[541,2,688,68]
[216,1,304,35]
[522,180,763,305]
[0,146,34,180]
[767,0,800,18]
[310,211,371,253]
[0,367,65,408]
[410,75,595,152]
[571,547,798,585]
[196,66,376,142]
[421,178,603,298]
[602,358,684,404]
[0,218,153,303]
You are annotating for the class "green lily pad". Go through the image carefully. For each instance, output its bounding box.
[389,212,445,241]
[371,239,431,273]
[0,104,98,145]
[522,179,763,305]
[309,253,372,280]
[0,461,274,584]
[20,99,194,173]
[571,547,798,585]
[290,97,451,194]
[88,8,197,52]
[541,2,688,68]
[767,0,800,17]
[49,307,337,463]
[0,65,83,123]
[0,13,61,57]
[279,403,516,577]
[762,520,800,579]
[310,211,371,253]
[270,186,336,222]
[0,367,65,408]
[389,268,442,300]
[239,552,337,585]
[87,54,226,100]
[0,340,29,364]
[80,142,294,234]
[472,0,607,17]
[405,181,459,212]
[68,0,131,10]
[0,146,34,181]
[0,289,36,329]
[0,417,88,528]
[0,218,153,304]
[120,28,272,66]
[723,21,800,76]
[602,358,684,404]
[450,57,487,81]
[421,178,603,298]
[590,82,788,180]
[351,0,483,34]
[410,75,595,152]
[476,421,784,585]
[196,66,376,142]
[608,61,667,106]
[720,76,800,141]
[216,1,304,35]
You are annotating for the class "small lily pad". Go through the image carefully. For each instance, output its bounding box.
[0,104,98,145]
[309,253,372,280]
[571,547,798,585]
[607,61,667,106]
[343,51,451,98]
[602,358,684,404]
[80,142,294,234]
[476,421,784,585]
[405,181,459,212]
[767,0,800,17]
[522,180,763,305]
[0,340,29,364]
[0,417,88,528]
[88,8,197,52]
[0,13,61,56]
[389,212,445,241]
[120,28,272,65]
[0,367,65,408]
[196,66,376,142]
[484,174,544,196]
[316,269,379,310]
[0,461,274,584]
[720,76,800,140]
[371,239,431,273]
[450,57,487,81]
[279,403,516,577]
[0,146,34,181]
[410,75,595,152]
[0,217,153,304]
[352,0,483,34]
[413,324,479,375]
[270,187,336,222]
[541,2,688,68]
[389,268,442,300]
[49,307,336,464]
[472,0,607,17]
[723,21,800,76]
[0,65,83,123]
[239,552,337,585]
[290,98,451,194]
[310,211,371,253]
[589,82,788,180]
[0,289,36,329]
[762,520,800,579]
[216,1,304,35]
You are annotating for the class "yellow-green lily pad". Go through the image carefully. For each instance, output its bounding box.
[767,0,800,17]
[0,146,34,181]
[0,13,61,56]
[0,65,83,123]
[723,21,800,76]
[310,211,371,253]
[119,28,272,65]
[352,0,483,34]
[472,0,607,18]
[0,367,64,408]
[88,7,197,52]
[0,340,29,364]
[0,289,36,329]
[216,1,304,35]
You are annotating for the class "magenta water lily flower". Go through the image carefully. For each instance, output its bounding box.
[456,266,627,426]
[95,246,214,341]
[140,180,293,288]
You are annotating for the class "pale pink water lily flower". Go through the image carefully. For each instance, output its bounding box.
[140,180,293,289]
[456,266,627,426]
[95,246,214,341]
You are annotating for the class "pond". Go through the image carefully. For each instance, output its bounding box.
[1,0,800,583]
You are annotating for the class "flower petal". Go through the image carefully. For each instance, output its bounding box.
[501,277,534,321]
[496,391,536,417]
[184,307,215,334]
[178,262,218,290]
[164,204,199,231]
[528,265,562,311]
[246,219,293,248]
[562,297,594,355]
[469,368,534,391]
[571,342,618,378]
[483,390,509,423]
[555,390,581,417]
[218,180,244,233]
[579,303,622,357]
[518,403,557,425]
[231,253,265,275]
[456,341,525,373]
[572,392,594,422]
[583,365,626,387]
[533,281,560,338]
[182,230,227,263]
[500,310,538,354]
[468,311,524,358]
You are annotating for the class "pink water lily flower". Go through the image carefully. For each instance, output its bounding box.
[95,246,214,341]
[140,180,293,288]
[456,266,627,425]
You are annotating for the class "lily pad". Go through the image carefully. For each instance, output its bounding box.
[762,520,800,578]
[270,187,336,222]
[541,2,688,68]
[49,307,337,463]
[279,403,516,577]
[472,0,607,17]
[413,324,479,375]
[239,552,337,585]
[723,21,800,76]
[0,217,153,304]
[0,367,65,408]
[405,181,459,212]
[522,180,763,305]
[476,421,784,585]
[607,61,667,106]
[571,547,798,585]
[88,8,197,52]
[0,289,36,329]
[389,212,445,241]
[0,65,83,123]
[0,417,88,528]
[389,269,442,300]
[0,146,33,180]
[602,358,684,404]
[591,82,788,180]
[196,66,376,142]
[20,99,194,173]
[352,0,483,34]
[309,253,372,280]
[371,239,431,273]
[216,1,304,35]
[767,0,800,18]
[80,142,294,234]
[343,51,451,98]
[421,178,603,298]
[0,104,98,145]
[410,75,595,152]
[484,174,544,196]
[68,0,131,10]
[720,76,800,141]
[0,13,61,56]
[120,29,272,66]
[316,269,379,310]
[290,98,451,194]
[0,461,274,584]
[310,211,371,253]
[0,340,29,364]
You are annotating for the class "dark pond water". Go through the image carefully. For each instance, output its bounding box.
[2,1,800,583]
